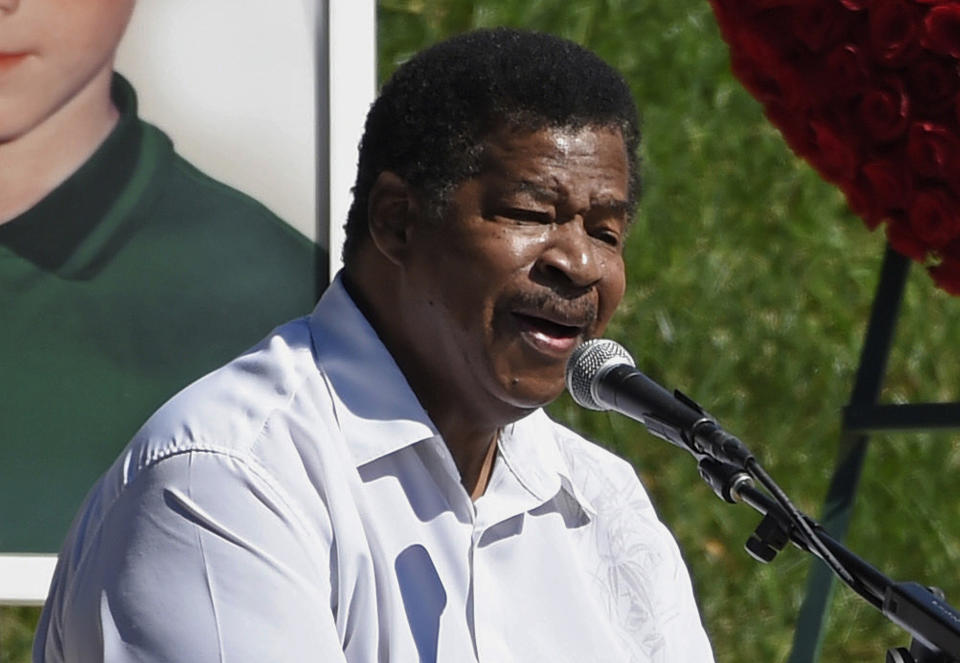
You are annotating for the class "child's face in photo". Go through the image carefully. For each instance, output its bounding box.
[0,0,135,143]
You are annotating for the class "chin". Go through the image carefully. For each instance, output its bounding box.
[498,375,566,412]
[485,341,569,413]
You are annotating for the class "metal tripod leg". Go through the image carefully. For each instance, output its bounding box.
[788,246,911,663]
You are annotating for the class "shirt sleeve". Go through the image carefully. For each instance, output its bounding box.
[37,449,348,663]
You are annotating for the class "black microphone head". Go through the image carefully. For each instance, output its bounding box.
[565,338,635,410]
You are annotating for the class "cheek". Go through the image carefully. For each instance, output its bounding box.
[442,229,536,292]
[46,2,134,66]
[410,247,492,337]
[0,64,64,141]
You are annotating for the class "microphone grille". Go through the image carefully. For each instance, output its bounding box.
[565,338,635,410]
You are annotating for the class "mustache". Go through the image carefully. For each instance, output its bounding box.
[505,289,598,327]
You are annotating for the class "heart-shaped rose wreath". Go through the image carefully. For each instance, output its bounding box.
[708,0,960,294]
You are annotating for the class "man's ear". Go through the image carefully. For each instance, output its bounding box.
[367,171,421,266]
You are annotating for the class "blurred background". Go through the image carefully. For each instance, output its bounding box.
[4,1,959,661]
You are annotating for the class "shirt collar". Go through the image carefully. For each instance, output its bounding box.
[500,409,598,518]
[310,274,597,517]
[308,274,438,467]
[0,74,150,275]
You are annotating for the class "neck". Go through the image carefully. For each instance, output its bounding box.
[0,67,118,224]
[436,418,500,500]
[343,260,510,500]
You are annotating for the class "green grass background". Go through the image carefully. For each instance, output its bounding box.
[4,1,959,661]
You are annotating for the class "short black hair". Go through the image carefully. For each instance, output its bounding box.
[342,27,641,263]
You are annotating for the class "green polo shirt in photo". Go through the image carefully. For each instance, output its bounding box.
[0,74,326,552]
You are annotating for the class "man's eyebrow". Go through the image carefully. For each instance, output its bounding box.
[592,197,632,216]
[588,197,635,229]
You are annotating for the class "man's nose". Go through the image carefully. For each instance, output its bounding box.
[534,219,603,289]
[0,0,20,14]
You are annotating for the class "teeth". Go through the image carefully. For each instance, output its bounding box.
[532,330,555,343]
[514,313,580,338]
[538,320,579,338]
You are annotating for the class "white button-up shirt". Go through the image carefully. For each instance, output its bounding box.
[36,276,713,663]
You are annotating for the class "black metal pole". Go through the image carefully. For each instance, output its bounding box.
[789,245,911,663]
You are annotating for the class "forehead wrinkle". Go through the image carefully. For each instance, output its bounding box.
[478,127,630,213]
[501,178,560,204]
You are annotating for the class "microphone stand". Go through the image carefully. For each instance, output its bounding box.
[696,457,960,662]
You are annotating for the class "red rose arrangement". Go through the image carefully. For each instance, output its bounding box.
[708,0,960,294]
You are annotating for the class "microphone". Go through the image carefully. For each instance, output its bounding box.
[565,338,754,468]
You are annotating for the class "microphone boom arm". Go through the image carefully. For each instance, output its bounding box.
[696,457,960,661]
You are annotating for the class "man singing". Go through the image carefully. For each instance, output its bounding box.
[36,28,714,662]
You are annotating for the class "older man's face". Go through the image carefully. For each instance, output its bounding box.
[401,124,630,423]
[0,0,135,143]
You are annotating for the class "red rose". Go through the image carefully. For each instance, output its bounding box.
[886,215,929,261]
[844,179,884,227]
[729,31,814,109]
[795,1,853,53]
[869,0,922,65]
[922,5,960,58]
[765,102,818,157]
[909,187,960,247]
[823,44,871,98]
[848,160,912,228]
[730,50,784,106]
[906,57,959,110]
[713,0,797,26]
[809,119,860,181]
[745,0,802,10]
[930,251,960,295]
[708,0,745,39]
[707,0,960,297]
[858,78,910,141]
[862,158,912,210]
[907,122,960,181]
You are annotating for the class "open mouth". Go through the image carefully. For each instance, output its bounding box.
[513,313,581,338]
[512,312,585,355]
